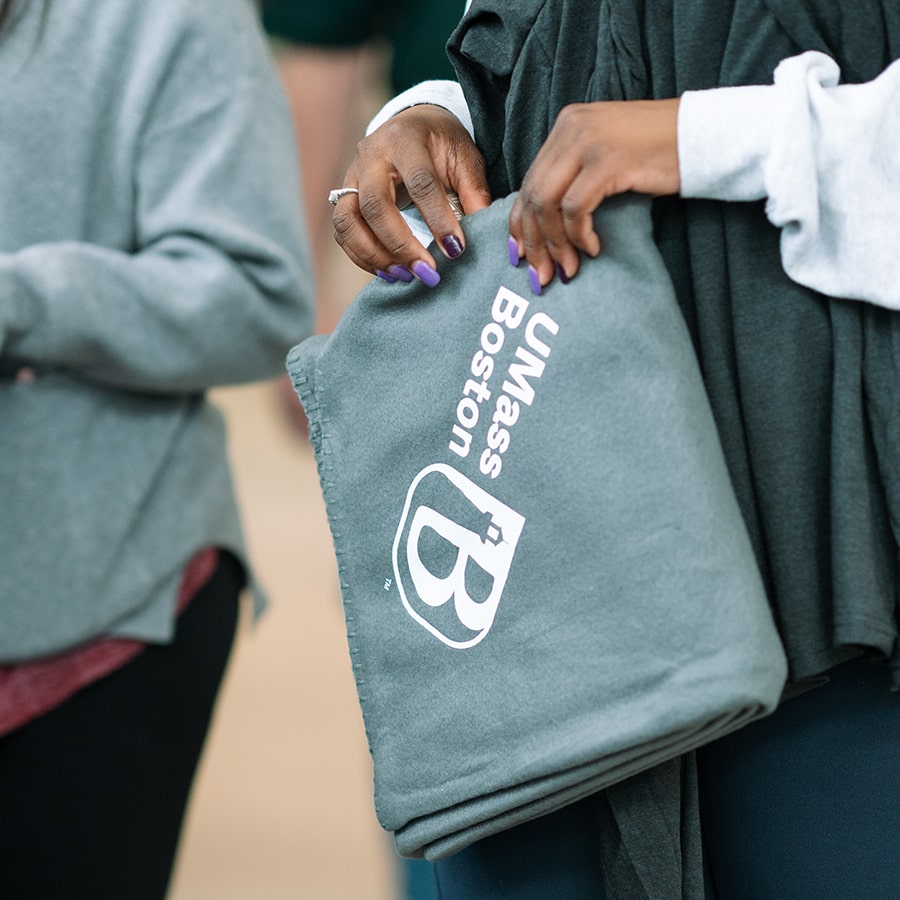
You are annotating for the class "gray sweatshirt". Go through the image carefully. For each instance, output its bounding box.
[0,0,313,660]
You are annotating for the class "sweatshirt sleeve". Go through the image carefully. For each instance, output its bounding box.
[0,30,313,393]
[679,51,900,310]
[366,79,474,139]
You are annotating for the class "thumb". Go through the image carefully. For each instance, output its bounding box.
[450,142,493,215]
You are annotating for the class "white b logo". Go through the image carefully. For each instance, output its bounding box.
[392,464,525,648]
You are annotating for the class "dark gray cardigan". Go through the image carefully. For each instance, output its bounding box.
[449,0,900,694]
[448,1,900,895]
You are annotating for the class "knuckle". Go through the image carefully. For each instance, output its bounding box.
[353,134,380,164]
[331,206,357,241]
[556,103,585,129]
[332,227,349,251]
[544,231,568,253]
[521,234,543,256]
[556,104,578,125]
[357,192,388,224]
[581,143,607,169]
[386,240,411,259]
[381,113,416,138]
[560,197,584,224]
[556,103,598,147]
[404,166,439,198]
[525,193,551,219]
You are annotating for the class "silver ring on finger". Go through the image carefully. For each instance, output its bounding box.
[328,187,360,205]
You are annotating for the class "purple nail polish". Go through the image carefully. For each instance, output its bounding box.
[555,262,570,285]
[508,237,520,267]
[528,265,543,296]
[388,264,414,283]
[441,234,464,259]
[412,260,441,287]
[376,269,398,283]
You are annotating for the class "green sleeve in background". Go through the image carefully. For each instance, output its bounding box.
[260,0,462,92]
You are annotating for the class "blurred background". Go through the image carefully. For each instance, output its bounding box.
[164,7,465,896]
[169,345,401,900]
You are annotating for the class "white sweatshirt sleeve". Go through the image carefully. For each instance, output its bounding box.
[679,51,900,309]
[366,79,474,139]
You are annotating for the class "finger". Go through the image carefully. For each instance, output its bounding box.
[527,170,586,282]
[347,171,444,287]
[339,120,444,280]
[411,108,492,256]
[396,153,468,262]
[335,103,486,284]
[560,170,606,259]
[514,151,583,293]
[331,192,418,282]
[355,167,439,265]
[448,138,493,217]
[518,200,559,295]
[330,150,424,277]
[508,193,525,266]
[513,166,609,291]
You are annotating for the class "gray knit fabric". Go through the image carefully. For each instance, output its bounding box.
[0,0,313,660]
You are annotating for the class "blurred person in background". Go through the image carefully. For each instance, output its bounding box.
[263,0,462,443]
[0,1,312,897]
[262,6,460,897]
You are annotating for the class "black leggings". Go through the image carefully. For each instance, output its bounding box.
[433,657,900,899]
[0,552,242,900]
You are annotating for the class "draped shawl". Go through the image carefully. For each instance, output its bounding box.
[447,2,900,895]
[448,0,900,693]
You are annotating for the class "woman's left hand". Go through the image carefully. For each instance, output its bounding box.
[509,99,681,291]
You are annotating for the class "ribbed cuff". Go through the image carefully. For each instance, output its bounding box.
[678,84,776,202]
[366,80,473,139]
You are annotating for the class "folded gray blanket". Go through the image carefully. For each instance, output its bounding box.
[287,193,787,860]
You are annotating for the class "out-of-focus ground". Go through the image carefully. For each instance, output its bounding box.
[168,255,400,899]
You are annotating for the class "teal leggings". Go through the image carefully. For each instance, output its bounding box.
[697,656,900,899]
[433,657,900,899]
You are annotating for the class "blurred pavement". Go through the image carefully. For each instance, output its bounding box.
[168,374,400,898]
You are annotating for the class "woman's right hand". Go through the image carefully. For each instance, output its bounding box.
[332,104,492,286]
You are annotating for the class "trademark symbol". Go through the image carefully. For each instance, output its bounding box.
[383,578,392,591]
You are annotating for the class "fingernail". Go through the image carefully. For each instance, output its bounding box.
[441,234,464,259]
[555,262,570,285]
[388,264,414,283]
[412,260,441,287]
[528,265,542,296]
[376,269,398,283]
[508,237,520,266]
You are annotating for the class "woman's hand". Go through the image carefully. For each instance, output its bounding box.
[509,99,681,293]
[332,104,492,286]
